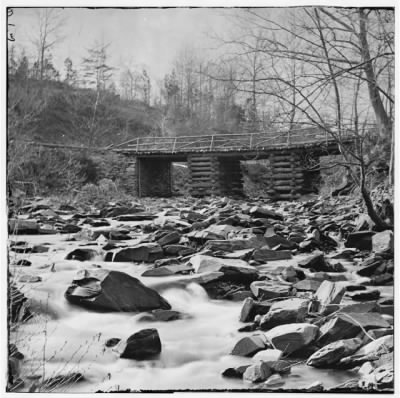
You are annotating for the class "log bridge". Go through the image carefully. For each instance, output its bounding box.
[112,127,355,200]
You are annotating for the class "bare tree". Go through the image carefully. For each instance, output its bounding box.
[32,8,65,81]
[213,7,393,229]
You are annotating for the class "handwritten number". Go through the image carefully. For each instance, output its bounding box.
[8,8,15,41]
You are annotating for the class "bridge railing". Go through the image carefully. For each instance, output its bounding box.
[115,126,356,153]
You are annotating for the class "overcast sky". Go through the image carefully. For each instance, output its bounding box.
[10,7,241,83]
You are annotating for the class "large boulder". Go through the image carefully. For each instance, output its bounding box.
[120,329,161,360]
[339,335,393,368]
[372,230,393,254]
[359,363,394,390]
[9,219,39,234]
[259,298,309,330]
[65,269,171,312]
[345,231,375,251]
[106,243,163,263]
[239,297,271,323]
[264,323,319,355]
[306,338,363,368]
[65,248,100,261]
[314,280,347,315]
[318,312,390,346]
[243,362,272,383]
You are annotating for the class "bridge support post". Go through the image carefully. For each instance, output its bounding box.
[137,158,172,197]
[125,155,138,195]
[188,154,220,197]
[219,157,244,196]
[268,151,302,201]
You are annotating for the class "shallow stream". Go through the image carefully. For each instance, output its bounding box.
[9,217,388,392]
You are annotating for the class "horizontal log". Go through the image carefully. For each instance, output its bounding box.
[273,182,299,187]
[190,171,214,177]
[274,178,302,183]
[189,161,216,167]
[189,156,215,160]
[189,165,214,170]
[270,173,303,179]
[273,167,303,173]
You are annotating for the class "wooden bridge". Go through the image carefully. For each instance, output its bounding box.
[14,127,356,200]
[110,127,355,199]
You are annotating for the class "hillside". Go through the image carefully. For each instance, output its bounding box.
[8,77,164,147]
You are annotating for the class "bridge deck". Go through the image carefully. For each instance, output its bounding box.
[114,127,355,155]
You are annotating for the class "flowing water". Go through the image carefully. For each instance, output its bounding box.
[9,218,388,392]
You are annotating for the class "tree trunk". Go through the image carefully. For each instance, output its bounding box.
[360,163,392,231]
[359,10,393,174]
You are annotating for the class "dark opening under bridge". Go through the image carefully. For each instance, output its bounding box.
[110,127,355,200]
[17,127,356,200]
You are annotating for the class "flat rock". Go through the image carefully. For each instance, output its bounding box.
[250,281,293,300]
[347,289,380,301]
[264,234,297,250]
[189,255,258,283]
[107,243,163,263]
[205,238,264,252]
[306,338,363,368]
[65,269,171,312]
[163,245,195,256]
[231,334,267,357]
[222,248,255,260]
[252,247,292,262]
[253,349,283,362]
[263,374,285,388]
[250,206,283,220]
[298,252,343,272]
[259,298,309,330]
[157,231,181,246]
[294,279,321,292]
[114,213,156,221]
[340,301,380,314]
[141,264,193,277]
[265,323,319,355]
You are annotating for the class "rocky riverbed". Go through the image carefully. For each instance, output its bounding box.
[7,195,394,392]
